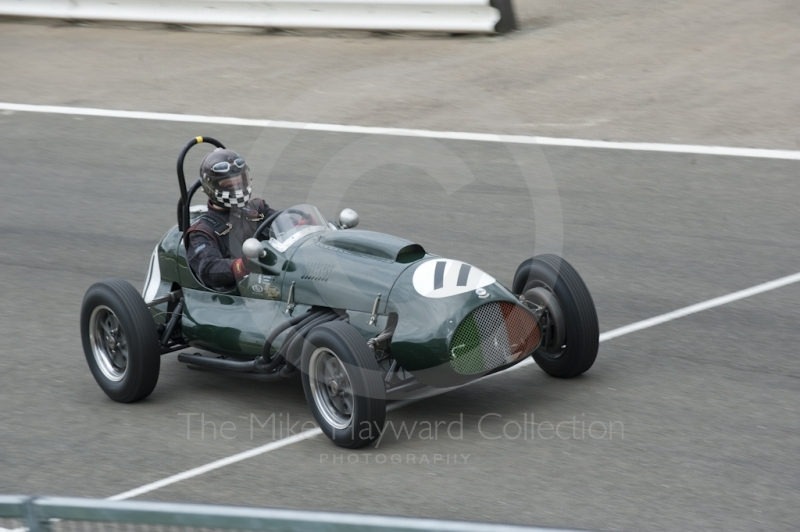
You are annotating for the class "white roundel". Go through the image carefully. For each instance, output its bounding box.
[412,259,496,299]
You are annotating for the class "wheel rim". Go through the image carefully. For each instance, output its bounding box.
[88,305,129,382]
[523,284,567,360]
[309,347,354,430]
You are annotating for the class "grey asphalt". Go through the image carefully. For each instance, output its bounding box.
[1,110,799,532]
[2,2,800,530]
[2,0,800,149]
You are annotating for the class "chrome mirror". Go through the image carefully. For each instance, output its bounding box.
[338,208,359,229]
[242,238,266,259]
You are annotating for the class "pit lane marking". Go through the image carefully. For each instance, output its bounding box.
[105,270,800,501]
[2,102,800,160]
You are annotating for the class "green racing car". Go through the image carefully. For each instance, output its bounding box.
[80,137,599,448]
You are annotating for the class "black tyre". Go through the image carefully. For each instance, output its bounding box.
[301,321,386,449]
[512,255,598,378]
[80,279,161,402]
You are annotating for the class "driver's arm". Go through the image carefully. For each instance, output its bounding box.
[251,198,277,220]
[186,231,237,288]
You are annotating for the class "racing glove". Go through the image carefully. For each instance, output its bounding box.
[231,258,249,282]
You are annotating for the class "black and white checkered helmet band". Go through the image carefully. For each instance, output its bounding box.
[215,186,252,208]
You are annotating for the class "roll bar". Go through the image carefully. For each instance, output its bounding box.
[176,136,225,231]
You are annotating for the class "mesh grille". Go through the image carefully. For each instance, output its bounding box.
[449,302,541,375]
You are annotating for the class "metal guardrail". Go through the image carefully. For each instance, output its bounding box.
[0,496,26,518]
[0,0,516,34]
[0,496,580,532]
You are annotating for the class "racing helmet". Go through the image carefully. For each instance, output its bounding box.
[200,148,252,208]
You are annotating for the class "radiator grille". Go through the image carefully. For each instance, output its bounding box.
[449,302,541,375]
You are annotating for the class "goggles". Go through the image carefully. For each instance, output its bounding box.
[211,158,246,173]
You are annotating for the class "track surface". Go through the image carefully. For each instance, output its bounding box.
[2,2,800,530]
[1,111,799,532]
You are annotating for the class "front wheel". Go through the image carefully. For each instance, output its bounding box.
[513,255,599,378]
[80,279,161,402]
[301,321,386,448]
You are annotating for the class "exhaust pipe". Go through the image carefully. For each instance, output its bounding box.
[177,353,257,372]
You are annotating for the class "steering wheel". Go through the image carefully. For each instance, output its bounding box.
[254,210,283,241]
[283,208,315,226]
[254,208,317,241]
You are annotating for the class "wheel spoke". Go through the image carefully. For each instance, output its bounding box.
[330,394,346,413]
[320,358,330,378]
[89,305,132,381]
[109,350,126,369]
[341,393,353,415]
[100,316,114,337]
[109,315,120,336]
[310,347,357,430]
[324,358,339,379]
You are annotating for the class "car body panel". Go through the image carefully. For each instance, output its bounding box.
[144,207,541,389]
[386,261,523,387]
[181,289,281,357]
[279,231,422,315]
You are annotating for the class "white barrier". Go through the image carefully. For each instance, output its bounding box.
[0,0,516,33]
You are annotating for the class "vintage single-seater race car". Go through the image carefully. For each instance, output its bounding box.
[80,137,599,448]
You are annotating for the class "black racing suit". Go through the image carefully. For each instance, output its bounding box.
[185,199,277,288]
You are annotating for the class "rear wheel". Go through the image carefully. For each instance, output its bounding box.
[301,321,386,448]
[80,279,161,402]
[513,255,598,378]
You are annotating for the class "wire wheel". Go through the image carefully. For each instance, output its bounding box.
[89,305,129,382]
[309,347,354,430]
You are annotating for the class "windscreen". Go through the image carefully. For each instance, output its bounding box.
[269,204,328,247]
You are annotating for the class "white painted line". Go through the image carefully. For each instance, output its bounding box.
[505,271,800,372]
[2,102,800,160]
[106,400,412,501]
[105,270,800,500]
[106,429,322,501]
[598,271,800,342]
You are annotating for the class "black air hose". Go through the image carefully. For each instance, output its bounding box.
[281,313,348,377]
[279,310,338,363]
[282,311,335,354]
[255,309,330,372]
[280,312,339,368]
[254,310,320,367]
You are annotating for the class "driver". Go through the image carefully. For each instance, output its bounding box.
[185,148,277,288]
